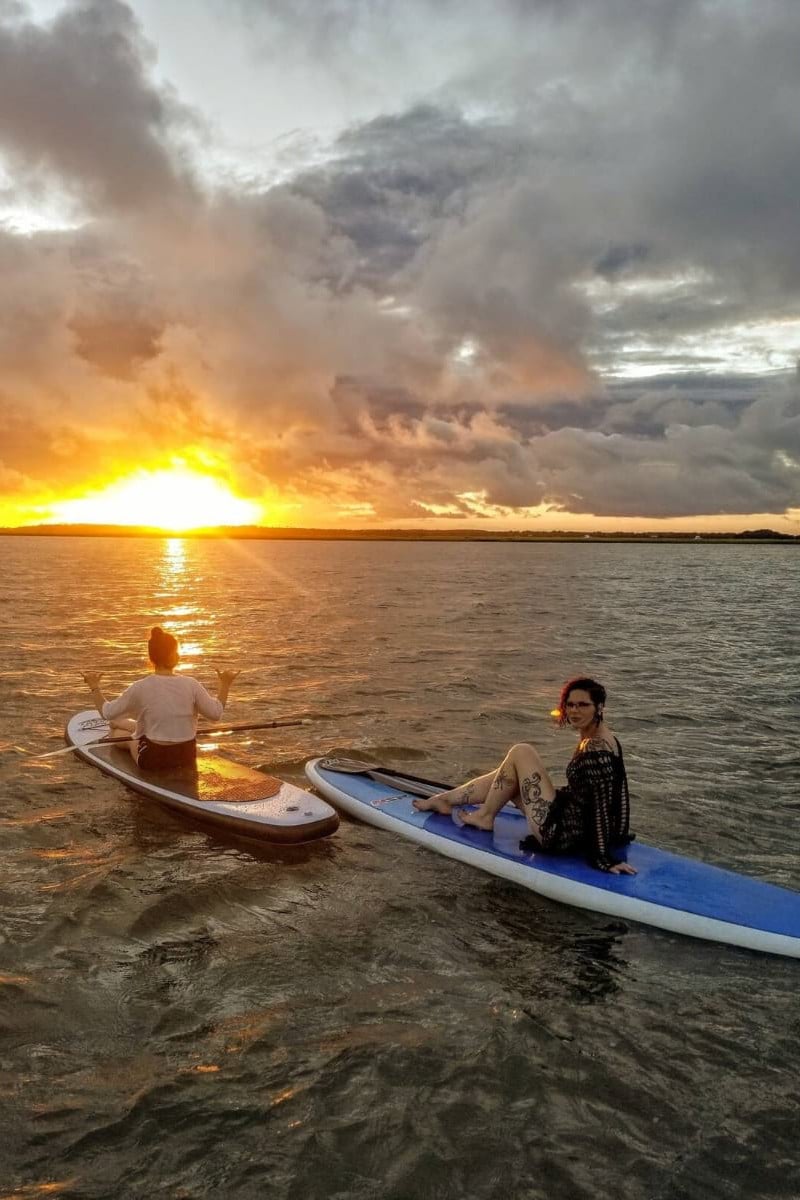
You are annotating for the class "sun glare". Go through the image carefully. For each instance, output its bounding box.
[48,466,262,531]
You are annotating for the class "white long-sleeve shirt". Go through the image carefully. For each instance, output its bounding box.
[102,674,224,743]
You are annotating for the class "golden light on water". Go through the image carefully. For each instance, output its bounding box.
[47,464,262,532]
[0,1182,80,1198]
[164,538,187,576]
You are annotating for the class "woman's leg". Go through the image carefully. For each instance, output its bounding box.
[107,718,138,763]
[109,717,135,735]
[412,770,496,814]
[458,743,556,833]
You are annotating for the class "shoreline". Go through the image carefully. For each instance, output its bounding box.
[0,523,797,543]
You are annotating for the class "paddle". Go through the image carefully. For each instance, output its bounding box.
[35,717,312,760]
[316,756,451,798]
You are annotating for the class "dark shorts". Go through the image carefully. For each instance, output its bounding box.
[136,736,197,771]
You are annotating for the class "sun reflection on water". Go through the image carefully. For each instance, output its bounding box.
[149,538,219,672]
[163,538,187,579]
[177,641,204,664]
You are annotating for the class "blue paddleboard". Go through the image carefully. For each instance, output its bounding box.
[305,757,800,959]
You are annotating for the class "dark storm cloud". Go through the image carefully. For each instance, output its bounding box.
[0,0,194,209]
[603,376,761,438]
[295,102,596,400]
[1,0,800,523]
[293,106,531,284]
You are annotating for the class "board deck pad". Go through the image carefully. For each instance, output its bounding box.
[305,757,800,958]
[91,746,283,802]
[66,711,338,843]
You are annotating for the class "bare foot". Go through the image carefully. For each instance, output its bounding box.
[455,808,495,831]
[412,792,456,814]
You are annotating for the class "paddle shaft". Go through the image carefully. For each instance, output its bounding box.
[364,769,446,798]
[316,758,451,798]
[36,717,311,760]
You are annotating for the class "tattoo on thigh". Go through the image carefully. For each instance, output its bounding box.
[493,767,511,791]
[520,773,548,823]
[460,784,475,805]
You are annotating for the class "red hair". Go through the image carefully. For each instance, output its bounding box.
[554,677,607,727]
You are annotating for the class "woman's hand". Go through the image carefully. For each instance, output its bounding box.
[82,671,106,717]
[609,862,637,876]
[214,668,240,706]
[214,669,241,687]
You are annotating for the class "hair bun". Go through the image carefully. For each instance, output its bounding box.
[147,625,178,667]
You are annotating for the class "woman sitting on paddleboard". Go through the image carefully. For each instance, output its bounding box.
[413,677,636,876]
[82,626,239,771]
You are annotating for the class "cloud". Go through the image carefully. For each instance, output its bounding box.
[0,0,799,525]
[0,0,195,210]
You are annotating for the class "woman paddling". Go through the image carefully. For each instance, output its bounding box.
[413,677,636,875]
[82,626,239,771]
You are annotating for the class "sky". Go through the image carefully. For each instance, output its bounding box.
[1,0,799,532]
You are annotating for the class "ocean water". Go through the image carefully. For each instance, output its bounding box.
[1,535,798,1200]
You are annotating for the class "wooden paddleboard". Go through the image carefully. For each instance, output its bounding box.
[306,757,800,958]
[66,711,339,843]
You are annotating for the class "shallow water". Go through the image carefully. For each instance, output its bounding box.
[1,535,799,1199]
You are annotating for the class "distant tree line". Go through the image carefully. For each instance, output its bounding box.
[0,524,797,542]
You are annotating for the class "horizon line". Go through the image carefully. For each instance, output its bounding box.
[0,522,797,541]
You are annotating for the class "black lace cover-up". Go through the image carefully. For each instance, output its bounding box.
[536,738,633,872]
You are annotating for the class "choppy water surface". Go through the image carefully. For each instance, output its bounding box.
[1,536,799,1200]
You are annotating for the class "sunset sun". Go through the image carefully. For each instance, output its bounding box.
[47,466,262,532]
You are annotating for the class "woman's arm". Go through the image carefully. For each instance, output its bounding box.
[190,671,240,722]
[82,671,106,717]
[573,748,637,875]
[82,673,139,722]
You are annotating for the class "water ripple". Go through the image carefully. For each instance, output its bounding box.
[1,537,798,1197]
